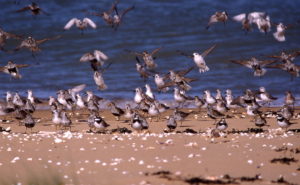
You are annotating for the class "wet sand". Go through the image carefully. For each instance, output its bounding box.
[0,108,299,185]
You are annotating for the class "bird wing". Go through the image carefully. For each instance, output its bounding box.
[108,0,119,14]
[260,60,277,66]
[176,50,193,58]
[0,67,6,72]
[151,47,162,56]
[124,49,143,56]
[230,60,252,68]
[36,35,61,45]
[83,18,97,29]
[94,50,108,61]
[4,31,22,39]
[64,18,78,30]
[206,14,217,29]
[248,12,266,24]
[16,64,29,68]
[176,66,195,76]
[120,5,135,19]
[266,64,285,69]
[232,13,246,22]
[71,84,86,93]
[290,51,300,58]
[201,44,217,57]
[15,6,31,13]
[80,53,93,62]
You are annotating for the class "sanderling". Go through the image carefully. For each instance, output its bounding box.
[107,102,125,121]
[64,18,97,34]
[206,11,228,29]
[230,57,276,77]
[80,50,108,71]
[15,2,49,16]
[0,60,29,79]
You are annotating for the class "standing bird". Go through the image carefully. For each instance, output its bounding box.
[0,60,29,79]
[61,112,72,131]
[284,91,295,107]
[23,114,35,133]
[107,102,124,121]
[279,105,294,121]
[14,35,61,56]
[276,114,294,131]
[254,114,267,128]
[64,18,97,34]
[178,45,216,73]
[80,50,108,71]
[173,108,191,126]
[131,113,148,132]
[93,116,110,133]
[206,11,228,29]
[215,118,228,131]
[166,115,177,132]
[230,57,276,77]
[52,109,62,130]
[174,88,193,107]
[255,87,277,105]
[93,71,107,90]
[15,2,49,16]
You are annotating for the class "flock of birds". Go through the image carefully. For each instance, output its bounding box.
[0,1,299,135]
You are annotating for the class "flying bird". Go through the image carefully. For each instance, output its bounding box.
[206,11,228,29]
[80,50,108,71]
[0,60,29,79]
[15,2,50,16]
[64,18,97,34]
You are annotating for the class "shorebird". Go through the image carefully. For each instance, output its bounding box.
[135,57,151,81]
[124,104,134,121]
[254,15,271,34]
[57,90,73,110]
[13,93,26,107]
[268,51,300,63]
[127,47,162,69]
[194,96,205,111]
[276,114,294,130]
[15,2,49,16]
[207,105,225,120]
[145,84,155,100]
[64,18,97,34]
[80,50,108,71]
[178,45,216,73]
[154,74,171,92]
[24,99,35,113]
[27,90,42,104]
[154,100,170,114]
[266,60,300,79]
[254,114,267,128]
[90,0,118,27]
[75,94,86,109]
[255,87,277,105]
[86,91,103,103]
[134,87,144,105]
[225,89,237,108]
[203,90,216,105]
[279,105,294,121]
[148,103,160,122]
[14,35,61,56]
[273,23,287,42]
[173,108,191,126]
[52,109,62,130]
[214,99,229,114]
[107,102,124,121]
[230,57,276,77]
[93,71,107,90]
[215,118,228,131]
[215,89,225,102]
[284,91,295,107]
[246,103,261,117]
[87,112,97,132]
[112,3,135,30]
[0,28,22,51]
[61,111,72,130]
[174,88,193,107]
[23,114,35,133]
[206,11,228,29]
[93,116,110,133]
[131,113,149,131]
[232,12,267,33]
[0,60,29,79]
[166,115,177,132]
[168,67,196,91]
[87,99,99,113]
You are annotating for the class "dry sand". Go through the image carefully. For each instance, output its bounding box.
[0,108,299,185]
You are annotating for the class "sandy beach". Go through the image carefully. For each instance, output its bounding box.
[0,107,299,185]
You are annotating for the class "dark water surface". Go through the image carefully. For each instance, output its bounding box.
[0,0,299,105]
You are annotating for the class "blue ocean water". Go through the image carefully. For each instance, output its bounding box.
[0,0,299,105]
